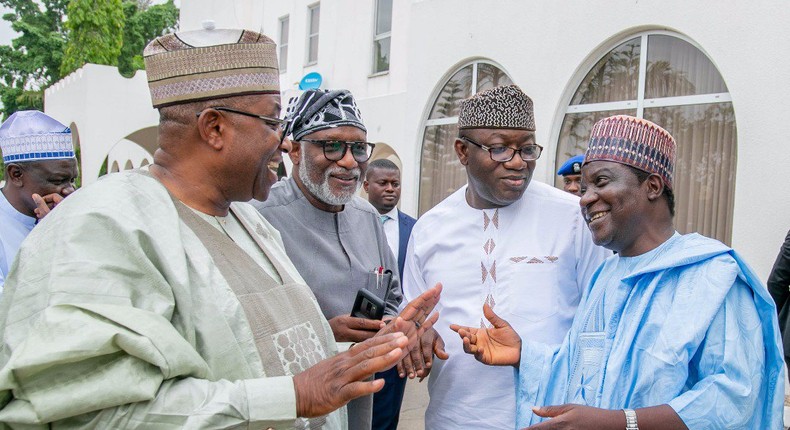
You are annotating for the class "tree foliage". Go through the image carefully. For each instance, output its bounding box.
[0,0,178,120]
[60,0,125,77]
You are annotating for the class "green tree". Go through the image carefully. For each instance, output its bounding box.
[118,0,178,77]
[0,0,178,180]
[60,0,125,77]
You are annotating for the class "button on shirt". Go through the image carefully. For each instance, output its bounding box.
[0,190,36,290]
[380,207,399,260]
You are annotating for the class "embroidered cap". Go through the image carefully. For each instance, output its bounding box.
[584,115,676,189]
[284,89,366,141]
[0,110,74,163]
[557,155,584,176]
[143,25,280,108]
[458,85,535,131]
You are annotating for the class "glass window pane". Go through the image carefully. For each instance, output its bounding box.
[373,36,390,73]
[375,0,393,35]
[279,46,288,72]
[644,103,736,244]
[645,35,729,98]
[308,35,319,63]
[428,65,473,119]
[554,109,636,189]
[280,18,289,44]
[310,6,320,34]
[570,37,640,105]
[477,63,514,92]
[418,123,464,215]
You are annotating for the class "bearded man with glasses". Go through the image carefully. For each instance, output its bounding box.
[401,85,610,430]
[254,89,437,430]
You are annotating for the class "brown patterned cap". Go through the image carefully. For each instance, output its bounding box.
[584,115,676,189]
[458,85,535,131]
[143,28,280,108]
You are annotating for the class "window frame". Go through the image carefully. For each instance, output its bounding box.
[551,30,736,243]
[417,59,513,215]
[371,0,393,75]
[305,3,320,66]
[278,15,289,73]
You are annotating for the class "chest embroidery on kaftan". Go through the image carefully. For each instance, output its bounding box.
[273,321,327,375]
[480,208,500,327]
[509,255,559,263]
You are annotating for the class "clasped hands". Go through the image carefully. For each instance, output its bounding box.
[292,283,442,418]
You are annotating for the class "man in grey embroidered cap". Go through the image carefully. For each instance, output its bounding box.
[254,89,446,430]
[0,110,79,290]
[0,27,441,429]
[401,85,610,429]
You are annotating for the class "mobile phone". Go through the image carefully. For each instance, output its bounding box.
[351,288,385,320]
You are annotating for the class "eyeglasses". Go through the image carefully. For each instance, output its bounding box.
[197,107,290,145]
[300,139,376,163]
[459,136,543,162]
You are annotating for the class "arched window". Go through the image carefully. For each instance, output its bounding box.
[419,61,513,215]
[556,32,736,244]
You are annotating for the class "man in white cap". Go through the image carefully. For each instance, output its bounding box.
[0,26,441,429]
[0,110,79,289]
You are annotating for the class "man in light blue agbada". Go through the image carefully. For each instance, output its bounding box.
[0,110,78,290]
[451,115,785,429]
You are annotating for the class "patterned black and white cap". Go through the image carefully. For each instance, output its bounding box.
[284,89,366,141]
[458,85,535,131]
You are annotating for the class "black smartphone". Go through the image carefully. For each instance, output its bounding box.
[351,288,385,320]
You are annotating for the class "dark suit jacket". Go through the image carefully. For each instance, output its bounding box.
[768,229,790,367]
[396,210,417,278]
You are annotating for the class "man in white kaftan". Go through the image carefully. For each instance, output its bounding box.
[452,115,784,430]
[402,85,609,429]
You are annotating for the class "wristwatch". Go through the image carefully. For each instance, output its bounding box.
[623,408,639,430]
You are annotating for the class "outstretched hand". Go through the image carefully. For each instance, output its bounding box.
[522,404,624,429]
[449,303,521,366]
[378,283,445,379]
[292,332,409,418]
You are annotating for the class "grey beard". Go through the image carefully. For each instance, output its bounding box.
[298,155,361,206]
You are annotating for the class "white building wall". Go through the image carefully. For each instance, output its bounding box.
[48,0,790,280]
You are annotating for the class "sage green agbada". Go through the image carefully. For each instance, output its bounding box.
[0,170,345,429]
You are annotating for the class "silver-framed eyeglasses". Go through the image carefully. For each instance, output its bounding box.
[197,107,290,145]
[459,136,543,162]
[300,139,376,163]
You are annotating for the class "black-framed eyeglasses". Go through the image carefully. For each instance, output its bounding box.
[197,107,290,145]
[459,136,543,162]
[300,139,376,163]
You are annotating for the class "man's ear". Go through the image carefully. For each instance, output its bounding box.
[289,140,302,165]
[196,109,227,151]
[6,164,24,186]
[454,138,469,166]
[645,174,666,202]
[363,180,369,192]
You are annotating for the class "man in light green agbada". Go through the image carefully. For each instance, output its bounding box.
[0,26,441,429]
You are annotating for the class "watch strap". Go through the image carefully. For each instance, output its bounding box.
[624,408,639,430]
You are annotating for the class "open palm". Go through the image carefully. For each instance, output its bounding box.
[450,303,522,366]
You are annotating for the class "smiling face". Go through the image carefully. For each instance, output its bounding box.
[291,125,367,212]
[456,128,536,209]
[227,94,289,203]
[579,160,653,255]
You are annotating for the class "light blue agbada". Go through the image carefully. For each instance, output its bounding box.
[516,233,785,429]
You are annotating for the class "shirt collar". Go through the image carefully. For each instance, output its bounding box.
[383,207,399,220]
[0,189,36,229]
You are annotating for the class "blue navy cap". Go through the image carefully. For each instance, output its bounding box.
[557,155,584,176]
